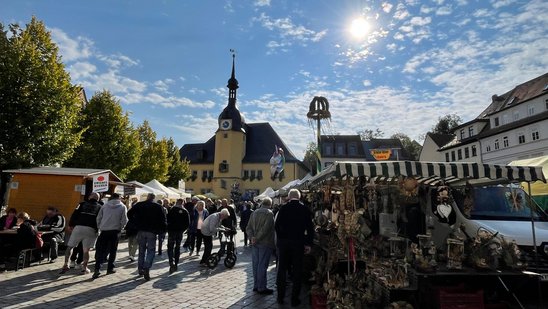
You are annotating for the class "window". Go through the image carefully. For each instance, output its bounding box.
[486,145,491,152]
[468,126,474,137]
[196,150,205,160]
[531,129,540,141]
[460,129,465,140]
[336,143,345,155]
[257,170,263,180]
[451,151,456,161]
[242,170,249,180]
[502,114,509,125]
[518,132,525,144]
[445,153,450,162]
[464,147,469,158]
[528,105,535,116]
[457,149,462,160]
[219,160,229,173]
[471,145,477,157]
[250,170,256,181]
[503,136,509,148]
[323,144,333,156]
[513,112,519,121]
[220,180,227,189]
[494,139,500,150]
[223,133,228,138]
[191,170,198,181]
[348,143,358,155]
[202,170,208,180]
[494,117,500,127]
[508,96,518,105]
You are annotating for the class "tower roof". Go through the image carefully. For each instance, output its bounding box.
[218,53,245,132]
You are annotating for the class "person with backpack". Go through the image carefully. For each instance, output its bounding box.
[60,192,102,275]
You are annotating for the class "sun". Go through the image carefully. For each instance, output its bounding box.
[349,17,369,39]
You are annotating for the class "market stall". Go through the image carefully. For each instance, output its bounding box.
[303,161,547,309]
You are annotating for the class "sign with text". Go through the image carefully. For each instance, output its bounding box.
[92,173,109,192]
[124,186,136,196]
[370,149,392,161]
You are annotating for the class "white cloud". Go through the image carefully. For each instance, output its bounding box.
[68,62,97,80]
[50,27,93,62]
[254,13,328,53]
[382,2,394,13]
[153,78,174,93]
[362,80,372,87]
[420,5,434,14]
[393,4,410,20]
[409,16,432,26]
[436,6,452,15]
[456,0,468,5]
[254,0,271,7]
[491,0,517,9]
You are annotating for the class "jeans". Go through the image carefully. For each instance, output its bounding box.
[94,230,120,272]
[167,231,183,266]
[276,243,304,302]
[194,230,203,253]
[127,235,138,257]
[157,232,166,255]
[252,244,273,291]
[42,233,63,260]
[200,235,213,264]
[137,231,157,271]
[243,231,249,246]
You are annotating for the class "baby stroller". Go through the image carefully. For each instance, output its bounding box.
[207,229,237,269]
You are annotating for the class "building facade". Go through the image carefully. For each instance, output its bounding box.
[179,57,307,199]
[422,73,548,165]
[320,135,410,168]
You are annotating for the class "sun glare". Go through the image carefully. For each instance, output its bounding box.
[349,17,369,39]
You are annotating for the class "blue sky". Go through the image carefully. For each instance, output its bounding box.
[2,0,547,158]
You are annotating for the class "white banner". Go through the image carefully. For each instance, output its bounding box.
[92,173,109,193]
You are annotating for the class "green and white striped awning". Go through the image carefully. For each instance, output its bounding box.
[305,161,547,187]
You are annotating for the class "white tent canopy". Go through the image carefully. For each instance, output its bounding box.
[144,179,181,199]
[125,180,166,198]
[254,187,276,202]
[168,187,191,199]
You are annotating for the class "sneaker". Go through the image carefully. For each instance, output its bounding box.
[189,250,194,256]
[59,266,70,274]
[81,267,91,274]
[143,269,150,281]
[92,271,101,279]
[106,269,116,275]
[258,289,274,295]
[69,261,76,269]
[169,265,175,274]
[129,256,135,262]
[50,258,57,263]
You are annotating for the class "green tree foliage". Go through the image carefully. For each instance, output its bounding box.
[358,128,384,141]
[303,142,319,174]
[127,121,170,183]
[0,17,83,170]
[431,114,462,135]
[165,137,191,187]
[390,133,422,161]
[64,90,141,179]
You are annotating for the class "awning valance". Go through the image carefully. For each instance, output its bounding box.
[305,161,546,187]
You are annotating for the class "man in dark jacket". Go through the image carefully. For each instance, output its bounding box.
[275,189,314,307]
[132,193,167,281]
[181,197,197,252]
[37,206,65,262]
[239,202,253,247]
[167,199,190,273]
[60,192,102,274]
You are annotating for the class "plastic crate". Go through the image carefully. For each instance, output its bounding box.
[439,290,484,309]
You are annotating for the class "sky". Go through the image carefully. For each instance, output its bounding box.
[2,0,547,159]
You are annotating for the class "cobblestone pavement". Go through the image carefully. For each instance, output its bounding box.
[0,234,311,309]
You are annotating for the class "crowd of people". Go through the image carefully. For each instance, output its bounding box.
[0,188,314,307]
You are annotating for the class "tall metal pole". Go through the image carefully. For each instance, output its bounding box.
[527,182,542,308]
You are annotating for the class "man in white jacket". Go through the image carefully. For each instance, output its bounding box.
[199,208,230,266]
[92,193,128,279]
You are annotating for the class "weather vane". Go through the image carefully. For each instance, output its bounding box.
[230,49,236,58]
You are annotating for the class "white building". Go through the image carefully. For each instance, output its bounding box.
[423,73,548,165]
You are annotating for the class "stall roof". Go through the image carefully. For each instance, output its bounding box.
[3,167,122,182]
[305,161,546,187]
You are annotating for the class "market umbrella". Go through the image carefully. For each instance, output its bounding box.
[144,179,180,199]
[204,192,219,200]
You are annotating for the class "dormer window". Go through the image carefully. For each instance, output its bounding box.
[494,117,500,127]
[196,150,205,160]
[460,129,465,140]
[468,126,474,137]
[507,96,518,105]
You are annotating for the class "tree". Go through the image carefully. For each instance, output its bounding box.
[303,142,319,174]
[165,137,191,187]
[431,114,462,135]
[358,128,384,141]
[126,121,170,183]
[0,17,83,170]
[390,133,422,161]
[64,90,141,179]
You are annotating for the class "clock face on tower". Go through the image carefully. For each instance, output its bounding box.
[220,119,232,130]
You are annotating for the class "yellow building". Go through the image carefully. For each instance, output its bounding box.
[180,56,308,199]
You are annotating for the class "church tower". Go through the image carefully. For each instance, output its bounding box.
[214,54,246,189]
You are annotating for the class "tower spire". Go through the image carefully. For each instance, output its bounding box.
[227,51,239,106]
